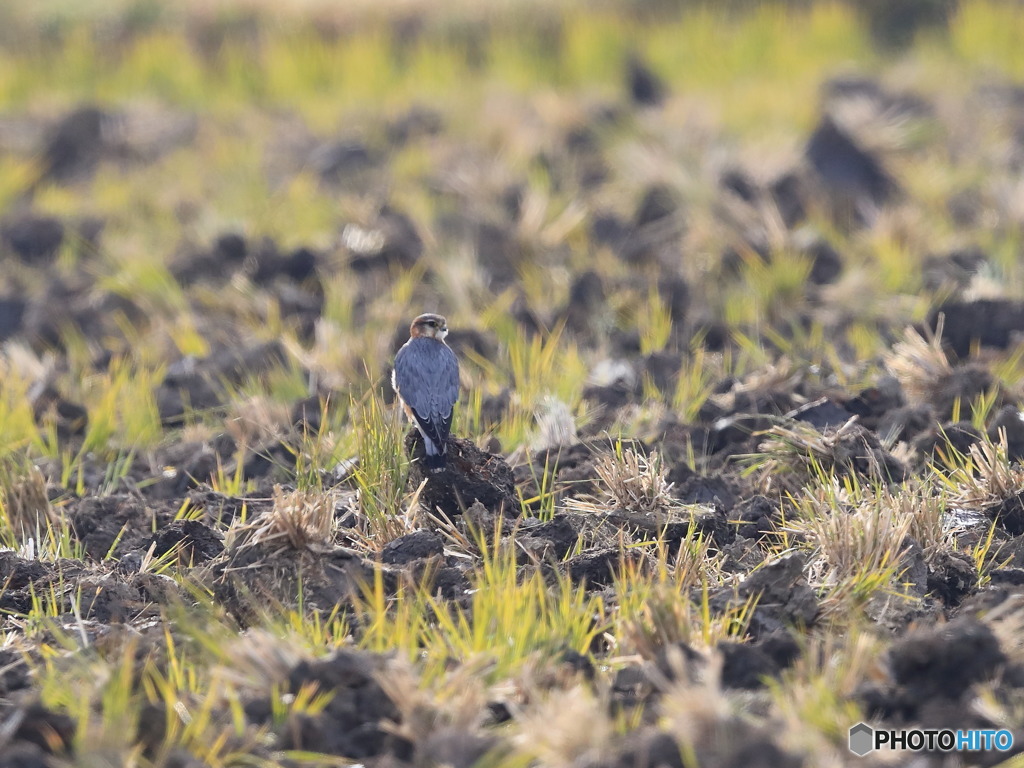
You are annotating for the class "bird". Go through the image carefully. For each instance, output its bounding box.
[392,313,460,472]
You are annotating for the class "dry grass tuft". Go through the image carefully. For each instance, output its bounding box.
[512,683,613,765]
[223,395,293,447]
[217,628,309,690]
[885,484,949,563]
[594,446,674,515]
[0,459,56,541]
[943,433,1024,507]
[659,651,731,757]
[769,628,884,757]
[343,480,425,554]
[231,484,335,554]
[380,656,493,747]
[611,533,743,659]
[884,320,952,405]
[748,416,899,493]
[788,481,915,612]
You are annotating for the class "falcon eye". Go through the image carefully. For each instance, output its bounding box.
[427,320,436,327]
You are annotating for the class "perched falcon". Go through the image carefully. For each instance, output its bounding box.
[392,313,460,472]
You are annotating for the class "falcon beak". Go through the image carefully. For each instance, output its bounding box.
[439,326,449,340]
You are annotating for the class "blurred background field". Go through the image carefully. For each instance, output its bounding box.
[2,0,1024,461]
[3,2,1024,766]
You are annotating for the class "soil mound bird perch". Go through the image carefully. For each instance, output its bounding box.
[392,313,460,472]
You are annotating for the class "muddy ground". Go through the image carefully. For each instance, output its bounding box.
[4,5,1024,767]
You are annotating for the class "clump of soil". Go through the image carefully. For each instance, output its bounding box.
[246,649,411,759]
[405,432,519,517]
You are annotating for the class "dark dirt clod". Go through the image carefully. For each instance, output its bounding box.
[827,422,909,485]
[644,351,685,393]
[527,515,581,559]
[606,504,733,550]
[39,105,107,184]
[859,0,955,51]
[845,378,905,429]
[405,433,519,518]
[715,739,803,768]
[156,371,224,425]
[721,167,758,202]
[0,649,32,696]
[803,236,844,285]
[75,573,150,622]
[149,519,224,565]
[380,529,444,564]
[2,215,65,264]
[929,299,1024,358]
[769,171,807,227]
[173,232,250,285]
[932,365,1002,422]
[989,568,1024,587]
[718,635,801,692]
[186,489,269,527]
[625,54,668,107]
[731,495,779,540]
[986,490,1024,536]
[913,420,982,462]
[417,728,500,768]
[269,649,412,759]
[210,540,375,622]
[805,115,898,226]
[562,270,606,334]
[472,221,523,289]
[291,394,326,432]
[925,549,978,606]
[864,617,1005,721]
[988,404,1024,461]
[610,665,655,714]
[583,380,634,413]
[922,247,987,293]
[876,404,933,444]
[441,330,499,370]
[0,553,59,595]
[0,295,27,342]
[240,440,298,483]
[673,475,741,510]
[718,643,779,690]
[634,183,680,228]
[565,547,625,589]
[386,105,444,146]
[611,730,685,768]
[309,140,375,184]
[275,281,323,341]
[423,565,471,599]
[6,701,75,756]
[711,553,818,638]
[70,494,170,559]
[0,741,50,768]
[591,211,629,248]
[347,205,423,273]
[29,384,88,440]
[787,397,854,430]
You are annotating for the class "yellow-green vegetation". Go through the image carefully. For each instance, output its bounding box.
[2,0,1024,766]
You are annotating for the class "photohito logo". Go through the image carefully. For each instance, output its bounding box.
[849,722,1014,756]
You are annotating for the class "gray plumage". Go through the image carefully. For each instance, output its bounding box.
[392,334,459,468]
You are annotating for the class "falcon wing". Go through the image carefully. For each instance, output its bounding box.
[393,339,460,447]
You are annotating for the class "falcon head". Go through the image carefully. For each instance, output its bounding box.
[410,313,448,341]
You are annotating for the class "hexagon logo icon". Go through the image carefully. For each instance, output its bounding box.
[849,722,874,756]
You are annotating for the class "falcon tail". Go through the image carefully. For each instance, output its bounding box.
[421,432,448,473]
[423,452,447,472]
